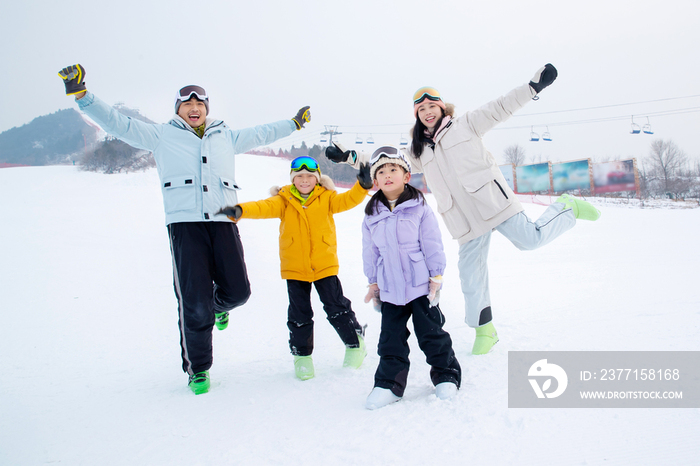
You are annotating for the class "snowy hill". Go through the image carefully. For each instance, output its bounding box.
[1,156,699,465]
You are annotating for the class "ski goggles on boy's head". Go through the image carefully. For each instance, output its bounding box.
[413,86,442,104]
[176,85,208,102]
[290,156,320,172]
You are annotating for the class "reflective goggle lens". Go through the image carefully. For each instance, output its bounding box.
[369,146,399,165]
[413,87,441,104]
[290,156,320,172]
[177,85,208,102]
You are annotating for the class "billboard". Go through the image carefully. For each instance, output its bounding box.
[515,162,551,194]
[592,159,638,194]
[552,159,592,192]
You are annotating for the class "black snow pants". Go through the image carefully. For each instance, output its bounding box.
[286,276,363,356]
[168,222,251,375]
[375,296,461,397]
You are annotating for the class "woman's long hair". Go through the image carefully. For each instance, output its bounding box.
[410,103,455,158]
[365,179,425,216]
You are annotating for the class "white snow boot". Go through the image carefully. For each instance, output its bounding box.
[435,382,458,400]
[365,387,401,410]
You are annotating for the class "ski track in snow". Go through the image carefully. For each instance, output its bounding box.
[1,156,699,465]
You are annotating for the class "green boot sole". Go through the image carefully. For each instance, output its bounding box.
[472,322,499,355]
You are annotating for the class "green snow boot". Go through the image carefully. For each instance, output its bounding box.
[472,322,499,355]
[294,355,315,381]
[343,334,367,369]
[556,194,601,221]
[188,371,210,395]
[215,311,229,331]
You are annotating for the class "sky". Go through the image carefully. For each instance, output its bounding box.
[1,160,699,464]
[4,0,700,165]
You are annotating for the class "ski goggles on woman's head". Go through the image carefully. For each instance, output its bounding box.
[290,156,320,172]
[176,85,208,102]
[413,86,442,104]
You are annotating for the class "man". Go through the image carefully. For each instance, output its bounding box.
[58,64,310,394]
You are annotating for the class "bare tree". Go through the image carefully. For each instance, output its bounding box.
[646,139,688,193]
[502,144,527,166]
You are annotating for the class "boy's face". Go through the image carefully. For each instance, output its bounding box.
[177,97,207,128]
[293,171,317,195]
[374,163,410,200]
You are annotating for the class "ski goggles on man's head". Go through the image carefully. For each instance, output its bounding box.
[176,85,208,102]
[290,156,320,172]
[413,86,442,104]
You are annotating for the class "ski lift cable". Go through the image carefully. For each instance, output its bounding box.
[513,94,700,117]
[495,107,700,130]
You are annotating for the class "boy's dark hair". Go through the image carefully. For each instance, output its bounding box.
[365,181,425,216]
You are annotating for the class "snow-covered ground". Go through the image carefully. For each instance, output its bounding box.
[1,157,699,465]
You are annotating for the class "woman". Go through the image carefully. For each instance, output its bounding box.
[326,64,600,355]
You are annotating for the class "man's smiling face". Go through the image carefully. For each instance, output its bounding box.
[177,97,207,128]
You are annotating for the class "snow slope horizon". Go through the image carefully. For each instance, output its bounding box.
[1,158,699,465]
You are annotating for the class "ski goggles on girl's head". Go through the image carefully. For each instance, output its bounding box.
[290,156,320,172]
[370,146,402,164]
[413,86,442,104]
[176,85,208,102]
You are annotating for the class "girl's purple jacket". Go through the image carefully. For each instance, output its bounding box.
[362,198,446,306]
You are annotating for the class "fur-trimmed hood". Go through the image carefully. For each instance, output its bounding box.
[269,174,335,197]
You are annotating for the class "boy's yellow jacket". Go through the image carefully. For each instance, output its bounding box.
[238,176,368,282]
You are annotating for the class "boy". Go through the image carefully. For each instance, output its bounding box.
[220,156,373,380]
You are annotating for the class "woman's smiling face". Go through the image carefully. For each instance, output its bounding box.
[416,100,444,130]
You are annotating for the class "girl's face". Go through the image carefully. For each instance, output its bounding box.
[416,100,443,130]
[293,172,317,195]
[374,163,410,201]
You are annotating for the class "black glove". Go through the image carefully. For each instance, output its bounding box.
[357,162,373,189]
[58,64,87,96]
[292,106,310,130]
[529,63,557,94]
[326,144,359,164]
[217,206,242,222]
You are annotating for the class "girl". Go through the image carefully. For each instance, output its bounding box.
[362,146,461,410]
[328,64,600,356]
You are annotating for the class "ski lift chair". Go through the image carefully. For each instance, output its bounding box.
[355,135,363,144]
[366,135,375,144]
[399,135,408,146]
[630,116,641,134]
[642,117,653,134]
[542,127,552,141]
[529,127,540,142]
